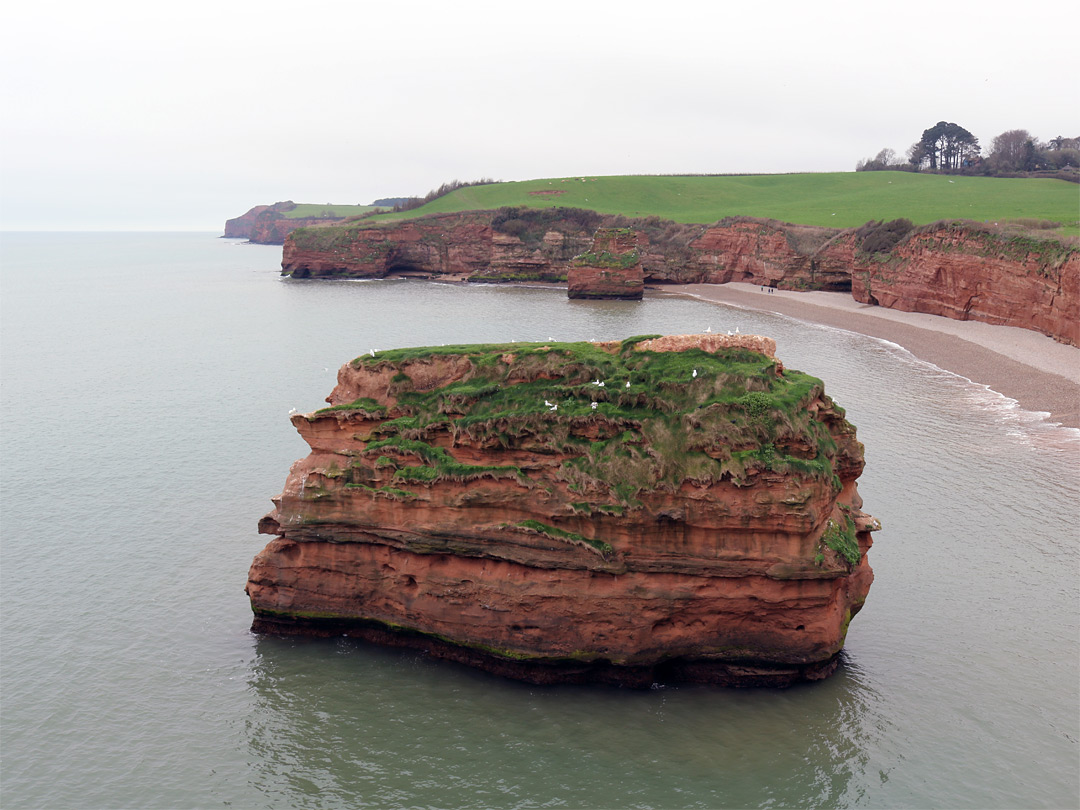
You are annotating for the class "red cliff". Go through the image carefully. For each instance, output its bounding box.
[224,201,350,244]
[247,335,879,687]
[850,223,1080,346]
[279,209,1078,345]
[567,228,645,299]
[223,204,272,238]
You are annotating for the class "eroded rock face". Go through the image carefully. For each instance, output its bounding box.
[279,209,1077,344]
[282,212,588,282]
[223,204,272,238]
[567,228,645,300]
[247,335,879,686]
[223,201,348,244]
[850,224,1079,346]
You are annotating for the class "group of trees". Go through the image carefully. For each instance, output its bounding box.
[857,122,1079,176]
[392,178,497,213]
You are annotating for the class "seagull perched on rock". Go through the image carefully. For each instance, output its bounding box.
[734,327,740,334]
[289,407,298,414]
[369,349,375,357]
[705,326,712,333]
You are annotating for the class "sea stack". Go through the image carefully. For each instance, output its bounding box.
[567,227,645,300]
[247,334,879,687]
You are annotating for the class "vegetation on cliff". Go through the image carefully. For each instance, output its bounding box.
[325,338,851,504]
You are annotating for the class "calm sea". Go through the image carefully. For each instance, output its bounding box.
[1,232,1077,810]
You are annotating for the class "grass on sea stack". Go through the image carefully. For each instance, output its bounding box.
[325,337,850,504]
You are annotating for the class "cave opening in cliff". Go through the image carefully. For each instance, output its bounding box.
[384,260,431,279]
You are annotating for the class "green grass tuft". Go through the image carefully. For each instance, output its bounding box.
[517,519,614,555]
[822,515,860,566]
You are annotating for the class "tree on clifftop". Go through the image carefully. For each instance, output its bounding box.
[909,121,980,172]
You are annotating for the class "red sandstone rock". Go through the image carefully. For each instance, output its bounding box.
[247,336,878,686]
[223,204,272,238]
[223,201,350,244]
[567,228,645,300]
[279,210,1077,344]
[850,224,1079,346]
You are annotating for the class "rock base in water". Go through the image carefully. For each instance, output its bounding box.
[247,335,879,686]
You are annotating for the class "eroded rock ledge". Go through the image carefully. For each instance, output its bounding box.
[247,334,879,686]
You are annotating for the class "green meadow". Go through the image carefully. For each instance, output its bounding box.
[357,173,1079,234]
[282,203,383,219]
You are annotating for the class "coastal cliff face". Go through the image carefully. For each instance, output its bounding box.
[223,205,272,238]
[280,211,839,290]
[850,224,1080,346]
[567,228,645,299]
[224,201,347,244]
[247,335,879,687]
[281,210,1078,345]
[283,211,591,281]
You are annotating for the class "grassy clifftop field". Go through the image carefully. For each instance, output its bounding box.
[280,203,383,219]
[359,172,1078,233]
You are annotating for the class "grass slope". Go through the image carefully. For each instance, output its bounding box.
[358,172,1078,232]
[282,203,383,219]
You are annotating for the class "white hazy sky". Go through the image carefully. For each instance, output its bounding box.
[1,0,1076,230]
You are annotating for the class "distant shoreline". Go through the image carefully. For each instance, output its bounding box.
[664,282,1080,431]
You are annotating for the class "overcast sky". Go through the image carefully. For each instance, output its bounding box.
[1,0,1076,230]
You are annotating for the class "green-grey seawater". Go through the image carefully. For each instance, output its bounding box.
[1,232,1077,809]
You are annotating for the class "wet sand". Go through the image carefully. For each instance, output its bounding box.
[664,282,1080,430]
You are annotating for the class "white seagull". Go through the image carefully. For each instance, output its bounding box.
[705,326,712,333]
[544,400,553,407]
[369,349,375,357]
[549,403,558,412]
[625,381,631,388]
[692,369,698,378]
[591,402,598,409]
[734,327,740,334]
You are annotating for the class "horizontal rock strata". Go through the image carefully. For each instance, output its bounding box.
[567,227,645,300]
[247,334,880,686]
[280,208,1078,345]
[850,222,1079,346]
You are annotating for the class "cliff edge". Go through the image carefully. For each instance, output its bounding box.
[247,335,878,686]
